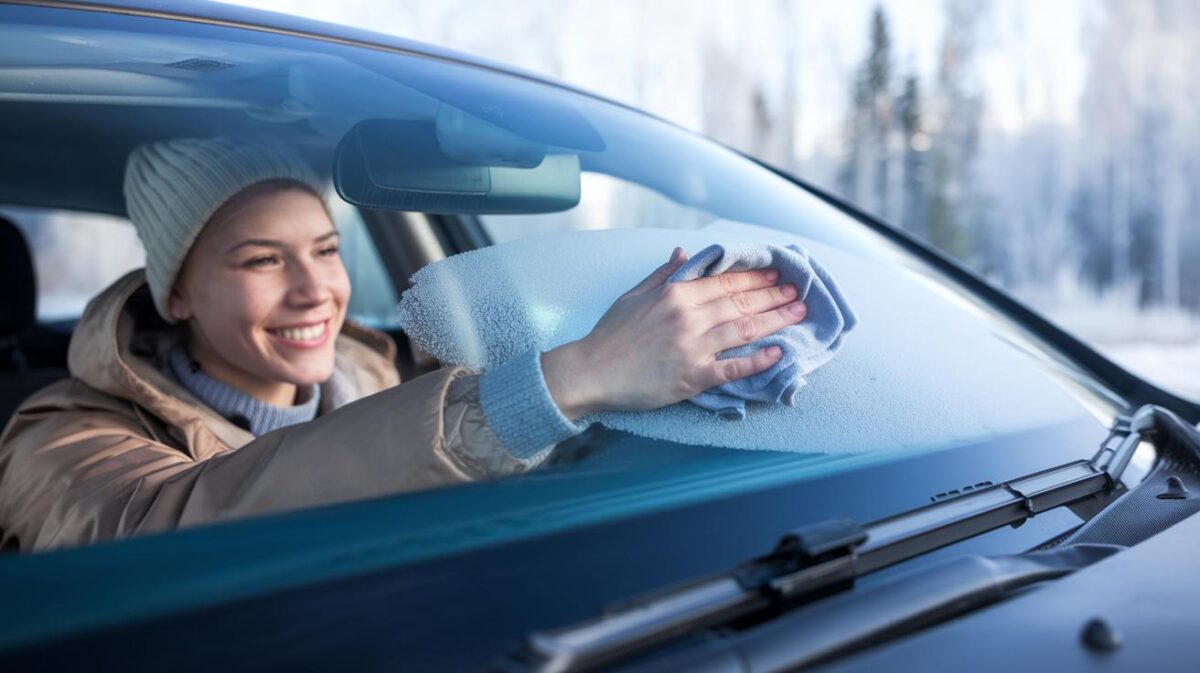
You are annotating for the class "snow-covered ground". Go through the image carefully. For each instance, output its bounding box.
[1020,285,1200,401]
[1099,341,1200,400]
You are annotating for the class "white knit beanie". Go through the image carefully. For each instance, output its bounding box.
[123,136,325,322]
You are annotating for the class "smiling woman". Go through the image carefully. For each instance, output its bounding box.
[0,136,559,550]
[168,180,350,409]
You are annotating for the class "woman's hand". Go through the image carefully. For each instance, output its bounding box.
[541,247,807,420]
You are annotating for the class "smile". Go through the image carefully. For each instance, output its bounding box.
[266,320,330,347]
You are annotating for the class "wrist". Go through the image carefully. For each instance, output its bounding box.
[540,340,601,421]
[480,348,588,459]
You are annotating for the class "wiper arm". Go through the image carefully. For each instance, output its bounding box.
[503,408,1153,673]
[676,543,1125,673]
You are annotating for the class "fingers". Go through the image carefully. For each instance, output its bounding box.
[693,346,783,391]
[682,268,780,304]
[627,247,689,295]
[702,283,798,324]
[703,301,807,353]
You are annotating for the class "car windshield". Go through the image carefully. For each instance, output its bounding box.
[0,5,1122,557]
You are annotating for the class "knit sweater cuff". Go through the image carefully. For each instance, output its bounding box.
[479,348,588,460]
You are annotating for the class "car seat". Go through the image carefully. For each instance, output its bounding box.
[0,216,68,430]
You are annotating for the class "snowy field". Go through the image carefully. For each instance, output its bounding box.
[1100,341,1200,400]
[1022,287,1200,401]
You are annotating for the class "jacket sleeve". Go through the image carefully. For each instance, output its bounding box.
[0,362,574,552]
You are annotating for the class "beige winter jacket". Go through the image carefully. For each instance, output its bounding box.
[0,271,538,552]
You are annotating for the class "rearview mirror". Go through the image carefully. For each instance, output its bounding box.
[333,118,581,214]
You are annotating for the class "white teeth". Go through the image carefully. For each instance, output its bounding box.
[272,322,326,342]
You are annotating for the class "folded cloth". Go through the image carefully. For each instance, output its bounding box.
[668,242,857,420]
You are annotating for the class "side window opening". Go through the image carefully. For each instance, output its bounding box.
[1,206,144,323]
[1,198,400,330]
[326,192,401,330]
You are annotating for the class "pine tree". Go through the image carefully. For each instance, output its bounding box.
[924,0,983,261]
[896,74,927,238]
[838,5,894,218]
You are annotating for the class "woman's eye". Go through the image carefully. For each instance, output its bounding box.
[318,245,340,257]
[244,255,279,268]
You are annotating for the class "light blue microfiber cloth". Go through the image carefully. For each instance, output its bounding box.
[669,242,858,420]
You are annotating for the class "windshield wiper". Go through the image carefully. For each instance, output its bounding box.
[703,542,1124,672]
[501,407,1158,673]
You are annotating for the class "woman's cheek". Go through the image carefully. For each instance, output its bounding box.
[232,277,282,332]
[330,265,352,324]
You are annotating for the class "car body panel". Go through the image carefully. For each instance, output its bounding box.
[0,419,1101,670]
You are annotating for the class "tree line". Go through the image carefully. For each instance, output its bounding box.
[830,0,1200,312]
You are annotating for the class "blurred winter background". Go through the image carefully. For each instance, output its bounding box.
[240,0,1199,398]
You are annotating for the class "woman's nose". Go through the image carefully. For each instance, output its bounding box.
[287,259,332,306]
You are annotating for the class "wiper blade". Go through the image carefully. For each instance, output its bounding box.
[683,543,1124,673]
[503,408,1153,673]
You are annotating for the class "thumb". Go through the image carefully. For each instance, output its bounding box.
[629,247,688,295]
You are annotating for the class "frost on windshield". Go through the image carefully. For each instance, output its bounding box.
[398,223,1089,454]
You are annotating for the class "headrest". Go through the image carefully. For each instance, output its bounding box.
[0,216,36,337]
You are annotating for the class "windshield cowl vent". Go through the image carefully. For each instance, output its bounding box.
[931,481,994,502]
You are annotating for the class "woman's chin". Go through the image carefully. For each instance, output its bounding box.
[290,372,333,388]
[271,360,335,388]
[258,342,337,387]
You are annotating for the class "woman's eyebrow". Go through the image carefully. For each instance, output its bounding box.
[227,238,284,254]
[226,230,338,254]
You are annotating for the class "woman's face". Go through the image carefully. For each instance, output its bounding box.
[170,184,350,401]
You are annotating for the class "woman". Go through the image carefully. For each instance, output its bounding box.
[0,137,807,551]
